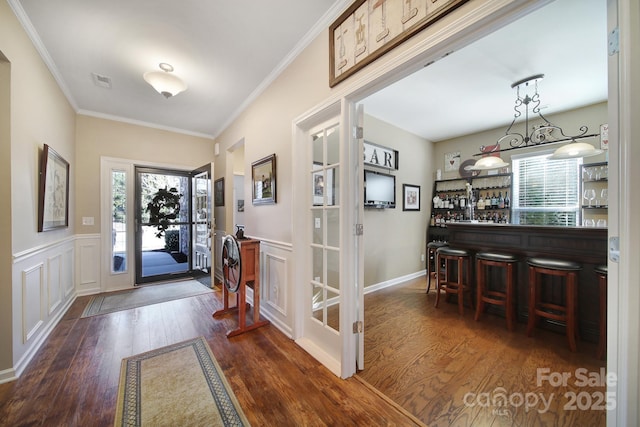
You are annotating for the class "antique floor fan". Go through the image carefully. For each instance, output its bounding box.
[213,235,269,337]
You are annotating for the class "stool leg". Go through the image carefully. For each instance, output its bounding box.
[426,249,432,294]
[457,257,464,316]
[527,266,537,337]
[566,272,577,352]
[597,275,607,359]
[474,260,484,321]
[506,263,514,332]
[434,254,442,308]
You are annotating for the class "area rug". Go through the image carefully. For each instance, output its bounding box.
[81,280,211,318]
[115,336,251,427]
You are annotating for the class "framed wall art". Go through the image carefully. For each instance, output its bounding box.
[38,144,70,231]
[214,177,225,206]
[402,183,420,211]
[329,0,469,87]
[252,154,276,205]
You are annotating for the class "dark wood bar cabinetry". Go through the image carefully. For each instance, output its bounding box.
[446,222,607,343]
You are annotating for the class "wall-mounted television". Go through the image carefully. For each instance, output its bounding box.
[364,169,396,208]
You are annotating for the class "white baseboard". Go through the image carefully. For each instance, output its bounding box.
[364,270,426,295]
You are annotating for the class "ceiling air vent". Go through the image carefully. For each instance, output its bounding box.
[92,73,112,89]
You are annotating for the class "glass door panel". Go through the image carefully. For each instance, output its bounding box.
[135,167,191,284]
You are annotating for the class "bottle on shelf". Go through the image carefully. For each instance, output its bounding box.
[498,191,505,209]
[477,193,485,210]
[504,191,510,209]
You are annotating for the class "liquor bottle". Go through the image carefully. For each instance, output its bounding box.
[430,212,435,226]
[504,191,510,208]
[491,192,497,208]
[498,191,505,209]
[477,194,485,210]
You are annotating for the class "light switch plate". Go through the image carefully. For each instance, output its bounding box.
[82,216,94,225]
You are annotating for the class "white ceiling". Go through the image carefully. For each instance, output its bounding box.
[10,0,607,142]
[364,0,608,141]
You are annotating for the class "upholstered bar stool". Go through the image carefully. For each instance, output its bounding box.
[474,252,518,331]
[526,257,582,352]
[435,247,473,315]
[595,265,608,360]
[426,241,449,293]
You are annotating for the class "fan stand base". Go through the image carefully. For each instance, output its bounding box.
[212,238,270,337]
[213,284,270,337]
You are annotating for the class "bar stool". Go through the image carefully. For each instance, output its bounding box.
[426,241,448,293]
[595,265,608,360]
[435,247,473,315]
[475,252,518,331]
[527,257,582,352]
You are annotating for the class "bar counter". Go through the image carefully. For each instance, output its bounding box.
[445,222,607,342]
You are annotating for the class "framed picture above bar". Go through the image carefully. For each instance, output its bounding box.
[329,0,469,87]
[38,144,70,231]
[252,154,276,205]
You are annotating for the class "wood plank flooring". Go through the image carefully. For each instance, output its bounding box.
[0,276,608,426]
[357,277,607,427]
[0,286,419,426]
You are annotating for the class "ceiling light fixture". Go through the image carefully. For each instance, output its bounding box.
[472,74,600,165]
[143,63,187,98]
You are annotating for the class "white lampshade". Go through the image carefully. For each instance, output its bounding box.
[470,156,510,171]
[143,63,187,98]
[548,141,603,160]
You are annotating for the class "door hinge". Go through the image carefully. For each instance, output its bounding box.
[353,320,363,334]
[608,27,619,56]
[354,126,363,139]
[355,223,364,236]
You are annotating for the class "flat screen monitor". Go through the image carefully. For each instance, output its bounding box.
[364,170,396,208]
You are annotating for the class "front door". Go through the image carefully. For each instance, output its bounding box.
[135,167,192,284]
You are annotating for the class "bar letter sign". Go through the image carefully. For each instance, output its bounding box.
[364,140,399,170]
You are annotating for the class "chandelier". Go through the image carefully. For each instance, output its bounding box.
[471,74,601,169]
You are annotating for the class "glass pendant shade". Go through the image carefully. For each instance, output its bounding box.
[470,156,510,171]
[548,141,603,160]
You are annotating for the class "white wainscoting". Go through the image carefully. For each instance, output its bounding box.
[247,237,293,338]
[75,234,101,295]
[9,236,78,381]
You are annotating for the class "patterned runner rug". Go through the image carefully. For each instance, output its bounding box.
[115,336,250,426]
[81,280,211,317]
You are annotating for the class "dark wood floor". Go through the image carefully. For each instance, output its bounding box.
[0,285,420,427]
[0,277,607,426]
[358,277,607,427]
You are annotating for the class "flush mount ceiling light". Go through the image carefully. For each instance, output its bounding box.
[472,74,600,163]
[143,63,187,98]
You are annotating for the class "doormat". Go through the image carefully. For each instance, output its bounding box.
[81,280,211,318]
[114,336,251,426]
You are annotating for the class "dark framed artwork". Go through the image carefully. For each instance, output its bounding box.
[38,144,70,231]
[214,177,225,206]
[329,0,469,87]
[402,184,420,211]
[252,154,276,205]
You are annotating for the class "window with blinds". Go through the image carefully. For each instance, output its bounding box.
[512,151,582,226]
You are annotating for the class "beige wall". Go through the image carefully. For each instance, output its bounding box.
[363,115,434,286]
[1,0,76,373]
[434,102,608,181]
[74,115,214,235]
[0,53,12,374]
